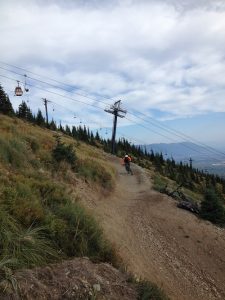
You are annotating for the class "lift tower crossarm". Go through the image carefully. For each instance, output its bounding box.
[104,100,127,154]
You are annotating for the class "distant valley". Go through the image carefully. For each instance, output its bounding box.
[142,142,225,177]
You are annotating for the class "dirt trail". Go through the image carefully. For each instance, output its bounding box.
[80,156,225,300]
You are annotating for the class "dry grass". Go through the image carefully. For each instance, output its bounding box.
[0,114,118,273]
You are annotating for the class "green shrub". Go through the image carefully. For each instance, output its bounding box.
[200,189,225,225]
[137,280,170,300]
[153,175,168,192]
[52,139,77,167]
[26,136,40,153]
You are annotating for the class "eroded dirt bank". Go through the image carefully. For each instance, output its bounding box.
[0,258,137,300]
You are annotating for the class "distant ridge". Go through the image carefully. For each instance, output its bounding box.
[142,142,223,160]
[142,142,225,176]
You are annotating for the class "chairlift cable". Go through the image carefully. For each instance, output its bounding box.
[124,116,223,163]
[2,64,224,158]
[0,60,114,102]
[0,72,224,163]
[129,110,225,157]
[0,65,111,105]
[1,62,225,158]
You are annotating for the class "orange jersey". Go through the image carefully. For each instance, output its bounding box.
[123,156,131,163]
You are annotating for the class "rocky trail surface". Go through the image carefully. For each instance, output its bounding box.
[79,156,225,300]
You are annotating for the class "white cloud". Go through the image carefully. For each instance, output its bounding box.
[0,0,225,143]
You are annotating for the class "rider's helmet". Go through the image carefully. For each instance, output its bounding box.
[125,155,128,158]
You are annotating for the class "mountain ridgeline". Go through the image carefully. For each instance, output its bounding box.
[143,142,225,177]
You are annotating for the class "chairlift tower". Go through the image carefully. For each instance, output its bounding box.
[42,98,51,125]
[105,100,126,154]
[189,157,193,169]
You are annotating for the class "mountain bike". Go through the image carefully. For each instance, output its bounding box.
[125,162,133,175]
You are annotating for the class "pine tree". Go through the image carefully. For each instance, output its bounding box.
[65,125,72,136]
[49,119,57,130]
[0,84,14,116]
[95,131,100,141]
[17,101,29,119]
[200,189,225,225]
[36,109,45,126]
[72,126,77,138]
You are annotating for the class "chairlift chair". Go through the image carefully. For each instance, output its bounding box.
[15,81,23,96]
[24,74,29,92]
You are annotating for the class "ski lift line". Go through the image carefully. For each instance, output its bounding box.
[125,116,179,143]
[4,64,221,157]
[1,62,225,158]
[0,61,114,103]
[129,111,225,158]
[128,111,195,140]
[125,115,223,163]
[1,72,216,155]
[117,130,147,145]
[0,73,105,111]
[1,73,224,162]
[0,61,114,101]
[0,64,111,106]
[0,73,101,127]
[45,99,111,132]
[50,100,108,128]
[0,65,108,105]
[0,73,110,128]
[1,74,221,162]
[130,110,225,158]
[3,71,215,154]
[129,109,225,158]
[127,113,215,156]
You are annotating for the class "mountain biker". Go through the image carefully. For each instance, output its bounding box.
[123,154,133,175]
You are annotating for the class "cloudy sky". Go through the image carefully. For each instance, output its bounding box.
[1,0,225,148]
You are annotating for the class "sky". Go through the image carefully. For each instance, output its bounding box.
[0,0,225,148]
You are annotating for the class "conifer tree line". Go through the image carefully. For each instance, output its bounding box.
[0,83,225,195]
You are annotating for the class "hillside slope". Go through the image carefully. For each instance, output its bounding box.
[78,156,225,300]
[0,115,168,299]
[0,115,224,300]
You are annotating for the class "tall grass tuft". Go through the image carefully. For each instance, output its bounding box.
[44,200,118,264]
[0,209,58,268]
[77,158,114,190]
[0,137,29,169]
